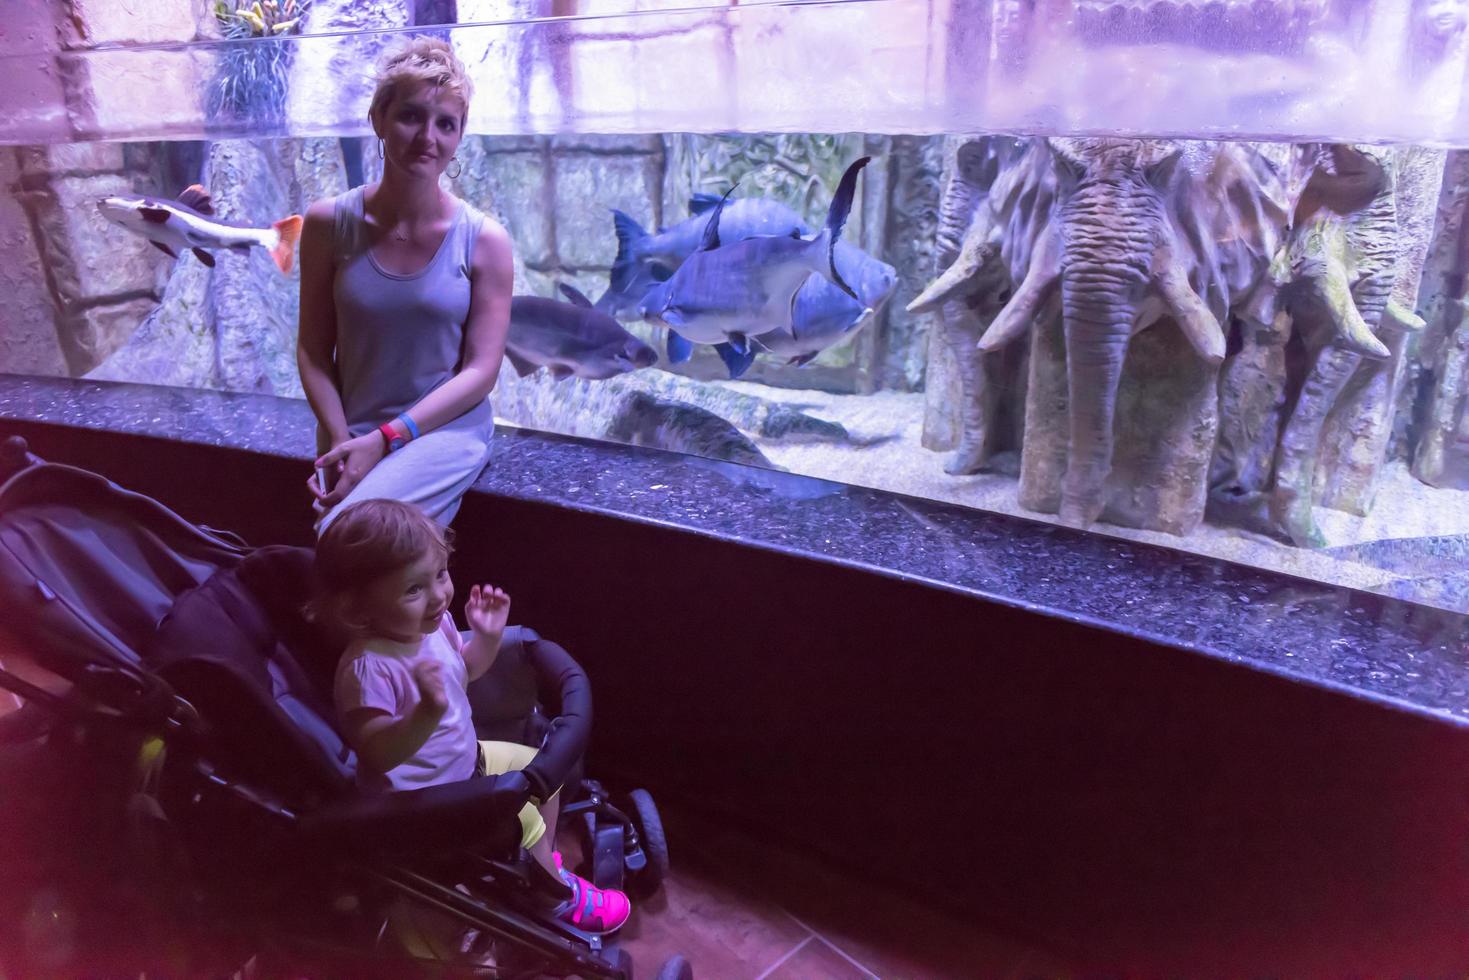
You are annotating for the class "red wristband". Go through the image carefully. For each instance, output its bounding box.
[379,422,407,453]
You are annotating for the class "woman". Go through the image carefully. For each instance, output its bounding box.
[298,36,513,532]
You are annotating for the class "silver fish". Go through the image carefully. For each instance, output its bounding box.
[506,283,659,381]
[641,157,871,361]
[97,184,302,275]
[600,197,810,318]
[712,241,898,378]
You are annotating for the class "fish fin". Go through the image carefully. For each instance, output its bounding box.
[139,206,172,225]
[150,241,180,259]
[191,247,216,268]
[749,334,774,352]
[811,226,857,302]
[790,352,819,367]
[821,157,869,301]
[504,349,538,377]
[661,307,688,328]
[688,192,725,215]
[610,210,650,295]
[270,215,303,275]
[698,184,739,252]
[726,332,749,355]
[178,184,215,215]
[550,365,575,381]
[715,342,757,379]
[667,330,694,364]
[558,282,594,308]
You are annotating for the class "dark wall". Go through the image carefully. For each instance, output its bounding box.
[9,420,1467,973]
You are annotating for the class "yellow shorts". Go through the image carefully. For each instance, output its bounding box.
[478,739,549,850]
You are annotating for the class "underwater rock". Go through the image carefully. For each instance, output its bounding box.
[1105,319,1220,536]
[9,144,171,374]
[26,173,164,304]
[0,152,66,376]
[1315,146,1448,513]
[918,134,994,457]
[1017,310,1068,516]
[878,135,946,393]
[1256,144,1444,547]
[1415,304,1469,490]
[1210,313,1291,506]
[1397,151,1469,465]
[915,136,1027,475]
[1017,307,1219,535]
[87,256,219,389]
[920,326,962,454]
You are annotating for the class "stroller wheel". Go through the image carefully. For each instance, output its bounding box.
[623,789,669,899]
[656,953,693,980]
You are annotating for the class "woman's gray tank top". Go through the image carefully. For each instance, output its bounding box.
[331,185,487,437]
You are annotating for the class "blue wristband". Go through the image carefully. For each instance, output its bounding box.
[397,413,420,441]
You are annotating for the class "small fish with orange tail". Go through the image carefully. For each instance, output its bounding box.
[97,184,303,275]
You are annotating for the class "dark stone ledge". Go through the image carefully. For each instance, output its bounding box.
[2,372,1465,726]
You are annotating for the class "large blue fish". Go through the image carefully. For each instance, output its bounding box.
[706,241,898,378]
[640,157,871,364]
[599,197,810,319]
[506,284,658,381]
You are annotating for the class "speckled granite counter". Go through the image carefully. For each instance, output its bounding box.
[3,372,1466,726]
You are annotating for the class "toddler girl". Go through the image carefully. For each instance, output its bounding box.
[314,498,630,933]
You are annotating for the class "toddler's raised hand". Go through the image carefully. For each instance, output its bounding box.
[412,659,450,716]
[466,584,511,640]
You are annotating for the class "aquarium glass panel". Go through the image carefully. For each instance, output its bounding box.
[4,1,1469,146]
[5,2,1469,616]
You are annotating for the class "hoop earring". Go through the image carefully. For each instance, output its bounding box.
[377,138,385,160]
[446,157,462,180]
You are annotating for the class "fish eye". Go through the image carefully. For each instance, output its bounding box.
[650,264,674,282]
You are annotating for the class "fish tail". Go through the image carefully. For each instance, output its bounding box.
[821,156,869,301]
[269,214,303,275]
[609,209,649,295]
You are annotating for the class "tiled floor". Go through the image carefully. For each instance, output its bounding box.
[605,807,1080,980]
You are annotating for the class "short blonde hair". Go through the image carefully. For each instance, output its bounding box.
[369,36,474,126]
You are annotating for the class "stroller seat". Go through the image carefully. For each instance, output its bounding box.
[0,438,687,979]
[147,543,585,860]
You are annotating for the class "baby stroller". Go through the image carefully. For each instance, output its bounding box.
[0,435,688,979]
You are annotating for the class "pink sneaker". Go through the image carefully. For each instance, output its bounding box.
[555,866,632,934]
